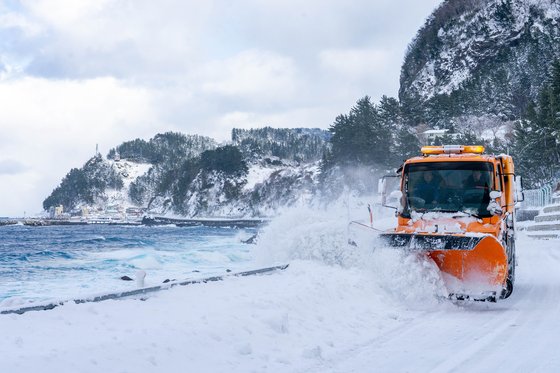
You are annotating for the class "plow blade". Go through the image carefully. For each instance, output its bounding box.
[379,232,508,299]
[379,233,483,251]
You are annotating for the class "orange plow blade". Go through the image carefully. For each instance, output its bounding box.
[379,233,508,300]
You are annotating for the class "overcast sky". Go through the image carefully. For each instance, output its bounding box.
[0,0,441,217]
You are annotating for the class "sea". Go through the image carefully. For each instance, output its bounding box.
[0,224,256,307]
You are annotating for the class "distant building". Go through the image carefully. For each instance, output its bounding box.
[423,129,449,142]
[422,129,459,144]
[49,205,65,219]
[125,207,144,217]
[106,204,122,214]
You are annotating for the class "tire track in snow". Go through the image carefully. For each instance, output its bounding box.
[302,309,436,373]
[444,241,560,372]
[304,293,509,372]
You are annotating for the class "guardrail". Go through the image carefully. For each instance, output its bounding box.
[522,182,558,209]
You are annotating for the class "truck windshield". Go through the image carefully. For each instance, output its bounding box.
[402,162,494,218]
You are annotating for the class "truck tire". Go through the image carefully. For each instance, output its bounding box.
[501,239,516,299]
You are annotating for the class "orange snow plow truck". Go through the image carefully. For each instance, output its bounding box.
[378,145,524,301]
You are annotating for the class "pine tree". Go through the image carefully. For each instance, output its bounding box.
[378,96,401,127]
[513,60,560,186]
[393,126,420,164]
[327,96,393,167]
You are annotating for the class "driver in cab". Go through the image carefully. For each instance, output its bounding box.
[463,170,490,190]
[463,169,491,207]
[412,170,443,207]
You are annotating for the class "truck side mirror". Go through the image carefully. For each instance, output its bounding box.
[378,178,387,205]
[489,190,502,199]
[487,191,504,215]
[389,191,404,213]
[379,175,401,210]
[389,190,403,199]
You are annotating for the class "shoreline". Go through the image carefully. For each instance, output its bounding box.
[0,216,269,228]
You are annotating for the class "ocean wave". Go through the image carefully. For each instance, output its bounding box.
[17,250,76,262]
[0,225,253,302]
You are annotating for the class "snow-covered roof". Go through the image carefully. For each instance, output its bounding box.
[423,129,449,135]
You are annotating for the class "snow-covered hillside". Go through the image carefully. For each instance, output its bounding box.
[71,157,320,219]
[2,204,559,372]
[95,159,152,213]
[400,0,560,122]
[156,160,319,217]
[44,129,329,219]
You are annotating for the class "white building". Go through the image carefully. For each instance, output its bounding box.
[422,129,459,144]
[423,129,449,142]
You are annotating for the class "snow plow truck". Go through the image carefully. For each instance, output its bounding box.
[373,145,524,301]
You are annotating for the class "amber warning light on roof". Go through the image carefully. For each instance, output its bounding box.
[421,145,485,155]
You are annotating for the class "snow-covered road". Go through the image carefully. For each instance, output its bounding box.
[1,207,559,373]
[316,233,560,373]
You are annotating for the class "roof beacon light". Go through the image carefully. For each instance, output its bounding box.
[463,145,485,154]
[420,145,485,156]
[420,146,444,155]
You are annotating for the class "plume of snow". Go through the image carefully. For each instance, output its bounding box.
[253,195,448,307]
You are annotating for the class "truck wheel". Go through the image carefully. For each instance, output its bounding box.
[501,241,516,299]
[502,278,514,299]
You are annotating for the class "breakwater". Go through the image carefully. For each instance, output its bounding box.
[0,216,269,228]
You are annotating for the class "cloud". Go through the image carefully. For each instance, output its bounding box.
[2,0,443,82]
[0,11,42,37]
[0,76,159,140]
[319,48,392,80]
[20,0,112,28]
[0,76,166,216]
[8,0,214,79]
[200,50,299,102]
[0,159,28,175]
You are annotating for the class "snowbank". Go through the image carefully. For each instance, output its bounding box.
[0,258,449,373]
[2,200,560,372]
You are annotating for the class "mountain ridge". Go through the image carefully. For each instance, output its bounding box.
[43,128,328,218]
[400,0,560,125]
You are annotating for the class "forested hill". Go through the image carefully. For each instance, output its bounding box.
[231,127,330,163]
[400,0,560,127]
[43,129,329,217]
